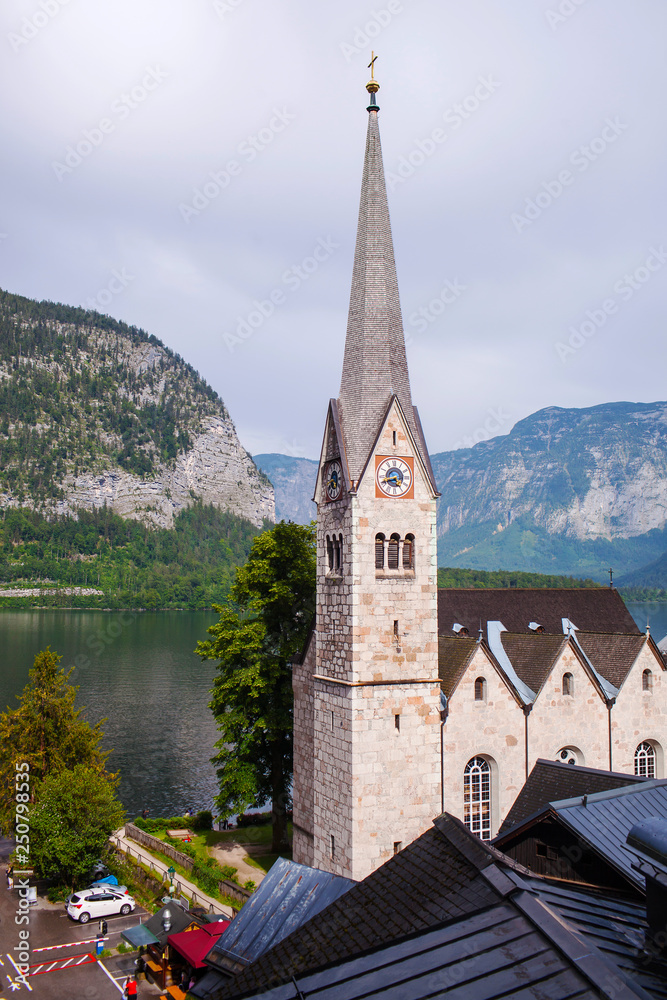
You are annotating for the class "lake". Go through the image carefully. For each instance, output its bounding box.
[0,610,220,819]
[1,601,664,820]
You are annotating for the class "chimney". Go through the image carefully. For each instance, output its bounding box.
[626,817,667,939]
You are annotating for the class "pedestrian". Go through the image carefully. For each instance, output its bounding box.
[124,974,138,998]
[141,807,149,820]
[7,867,13,891]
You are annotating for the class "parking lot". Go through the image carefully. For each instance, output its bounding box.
[0,842,161,1000]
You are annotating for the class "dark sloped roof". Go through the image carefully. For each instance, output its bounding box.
[203,858,354,978]
[207,815,664,1000]
[238,901,602,1000]
[577,632,648,689]
[438,588,640,639]
[500,632,568,695]
[552,780,667,890]
[437,635,477,698]
[210,818,503,999]
[518,874,667,1000]
[498,759,647,836]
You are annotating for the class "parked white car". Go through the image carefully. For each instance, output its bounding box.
[66,889,135,923]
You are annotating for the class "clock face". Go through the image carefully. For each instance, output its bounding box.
[325,460,343,502]
[375,456,414,498]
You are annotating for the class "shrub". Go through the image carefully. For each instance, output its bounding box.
[243,880,256,892]
[236,812,271,828]
[193,810,213,831]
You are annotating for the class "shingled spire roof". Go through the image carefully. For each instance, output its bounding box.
[337,83,432,487]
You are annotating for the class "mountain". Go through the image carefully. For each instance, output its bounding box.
[433,401,667,580]
[254,454,317,524]
[0,289,274,528]
[262,402,667,584]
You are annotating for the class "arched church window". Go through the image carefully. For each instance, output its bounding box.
[375,534,385,570]
[562,672,573,697]
[403,534,414,569]
[463,756,491,841]
[388,534,400,570]
[326,536,334,572]
[643,669,653,692]
[474,677,486,702]
[635,741,656,778]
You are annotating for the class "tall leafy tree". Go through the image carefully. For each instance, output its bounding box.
[197,521,316,852]
[30,763,125,887]
[0,648,111,827]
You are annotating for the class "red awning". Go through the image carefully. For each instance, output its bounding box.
[167,922,230,969]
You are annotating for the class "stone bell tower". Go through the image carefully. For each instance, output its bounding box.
[292,64,441,882]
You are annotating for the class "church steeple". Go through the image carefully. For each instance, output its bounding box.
[337,65,433,488]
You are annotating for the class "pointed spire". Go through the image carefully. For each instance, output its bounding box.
[338,65,425,484]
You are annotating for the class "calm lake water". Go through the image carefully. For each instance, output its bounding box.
[0,610,220,819]
[1,601,664,820]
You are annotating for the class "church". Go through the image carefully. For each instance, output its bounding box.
[292,69,667,882]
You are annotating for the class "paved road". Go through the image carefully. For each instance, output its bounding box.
[0,855,161,1000]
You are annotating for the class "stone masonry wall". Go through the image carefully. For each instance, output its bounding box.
[311,405,441,880]
[611,641,667,776]
[292,633,316,867]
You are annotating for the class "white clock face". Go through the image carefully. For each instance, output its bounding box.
[325,460,343,502]
[376,457,413,498]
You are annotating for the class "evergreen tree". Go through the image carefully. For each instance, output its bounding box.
[0,648,111,826]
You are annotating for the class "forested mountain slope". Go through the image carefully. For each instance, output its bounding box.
[0,289,273,528]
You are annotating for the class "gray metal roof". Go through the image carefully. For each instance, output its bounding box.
[204,858,354,977]
[513,873,667,1000]
[233,900,612,1000]
[550,779,667,889]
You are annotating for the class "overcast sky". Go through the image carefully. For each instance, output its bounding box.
[1,0,666,459]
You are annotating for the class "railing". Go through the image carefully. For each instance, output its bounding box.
[121,825,252,907]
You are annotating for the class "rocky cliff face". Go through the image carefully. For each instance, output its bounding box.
[0,290,274,528]
[432,402,667,543]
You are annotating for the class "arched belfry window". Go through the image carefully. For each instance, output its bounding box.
[643,669,653,693]
[388,534,400,570]
[635,741,656,778]
[375,534,385,570]
[474,677,486,702]
[463,757,491,841]
[403,534,414,569]
[562,673,573,697]
[326,535,334,572]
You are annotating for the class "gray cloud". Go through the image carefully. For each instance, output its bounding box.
[1,0,666,458]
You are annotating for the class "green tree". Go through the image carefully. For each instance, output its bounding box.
[30,764,125,887]
[197,521,316,852]
[0,648,111,827]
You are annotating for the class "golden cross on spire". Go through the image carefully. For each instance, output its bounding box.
[366,52,380,96]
